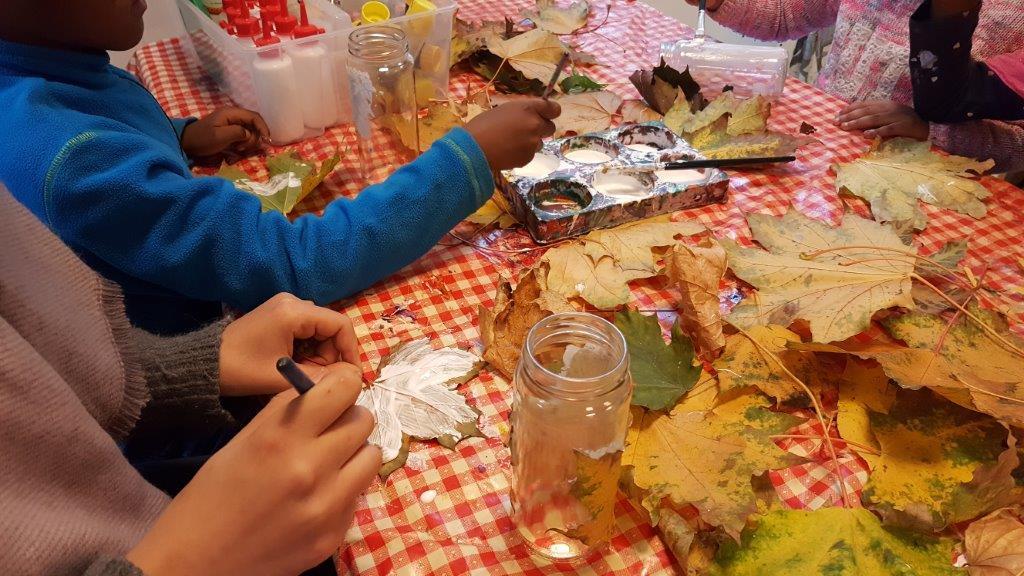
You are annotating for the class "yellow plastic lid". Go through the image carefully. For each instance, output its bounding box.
[406,0,435,15]
[360,1,390,23]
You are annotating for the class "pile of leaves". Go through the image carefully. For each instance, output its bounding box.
[478,205,1024,573]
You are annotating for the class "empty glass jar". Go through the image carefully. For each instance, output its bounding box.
[347,25,417,183]
[511,313,633,560]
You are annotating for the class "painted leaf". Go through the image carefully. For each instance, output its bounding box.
[221,152,340,214]
[541,216,705,309]
[710,507,962,575]
[861,388,1021,531]
[624,391,804,538]
[964,507,1024,576]
[684,115,816,160]
[357,339,483,469]
[479,270,574,378]
[620,100,663,124]
[466,197,518,228]
[566,449,621,546]
[667,239,727,359]
[713,325,824,404]
[724,210,916,344]
[614,311,702,411]
[884,309,1024,427]
[487,28,567,82]
[834,138,994,230]
[521,0,590,35]
[552,90,623,137]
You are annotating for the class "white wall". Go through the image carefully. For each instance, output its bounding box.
[109,0,788,68]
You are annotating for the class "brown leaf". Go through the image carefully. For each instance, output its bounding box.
[551,90,623,137]
[965,507,1024,576]
[666,239,727,359]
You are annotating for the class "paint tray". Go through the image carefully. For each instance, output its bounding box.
[497,122,729,244]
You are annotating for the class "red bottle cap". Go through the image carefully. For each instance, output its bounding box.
[234,15,260,37]
[258,0,277,7]
[292,0,323,38]
[274,0,298,35]
[254,15,281,46]
[260,4,280,21]
[224,6,242,22]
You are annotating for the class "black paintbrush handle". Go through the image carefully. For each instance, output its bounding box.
[664,155,796,169]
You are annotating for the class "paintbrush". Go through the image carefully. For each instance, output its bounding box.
[542,52,572,99]
[601,155,796,172]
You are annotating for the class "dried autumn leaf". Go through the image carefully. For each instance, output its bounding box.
[685,115,816,160]
[552,90,623,137]
[521,0,590,35]
[834,138,995,231]
[486,28,567,82]
[466,196,518,228]
[541,216,705,309]
[565,449,620,546]
[558,73,604,94]
[836,359,896,455]
[356,339,483,470]
[713,326,824,404]
[724,210,916,344]
[667,239,727,359]
[710,507,962,575]
[916,239,968,277]
[385,101,465,153]
[860,389,1022,531]
[624,391,803,539]
[629,59,701,115]
[664,91,769,137]
[614,311,702,411]
[964,507,1024,576]
[479,270,574,378]
[620,99,663,124]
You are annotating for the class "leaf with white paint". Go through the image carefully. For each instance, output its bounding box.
[357,339,483,469]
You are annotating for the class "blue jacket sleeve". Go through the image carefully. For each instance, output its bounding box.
[169,117,196,142]
[43,127,494,310]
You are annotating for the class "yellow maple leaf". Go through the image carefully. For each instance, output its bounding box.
[860,389,1022,531]
[566,449,621,547]
[624,391,804,539]
[663,91,765,136]
[666,239,728,359]
[834,138,994,231]
[486,28,567,82]
[724,210,916,344]
[466,197,518,228]
[713,325,824,404]
[835,358,896,456]
[541,216,705,310]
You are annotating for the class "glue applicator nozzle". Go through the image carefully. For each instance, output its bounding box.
[253,14,281,46]
[274,0,298,35]
[292,0,324,38]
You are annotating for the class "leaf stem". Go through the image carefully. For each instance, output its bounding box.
[802,245,973,290]
[912,273,1024,359]
[728,323,852,508]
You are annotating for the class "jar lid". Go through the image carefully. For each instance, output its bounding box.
[360,1,391,23]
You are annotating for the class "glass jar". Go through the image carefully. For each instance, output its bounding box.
[511,313,633,560]
[347,26,417,183]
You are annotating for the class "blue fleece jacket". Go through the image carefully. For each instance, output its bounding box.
[0,40,493,334]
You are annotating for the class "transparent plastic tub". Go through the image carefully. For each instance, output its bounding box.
[661,38,788,100]
[176,0,455,144]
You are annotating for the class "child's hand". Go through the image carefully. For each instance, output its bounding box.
[465,99,561,171]
[219,293,362,396]
[126,363,380,576]
[835,101,930,140]
[180,106,271,160]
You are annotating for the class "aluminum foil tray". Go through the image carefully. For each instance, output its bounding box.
[497,122,729,244]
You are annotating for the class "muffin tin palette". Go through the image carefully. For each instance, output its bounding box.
[497,122,729,243]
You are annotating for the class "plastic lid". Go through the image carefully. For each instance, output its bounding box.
[254,15,281,46]
[292,0,323,38]
[361,1,390,23]
[234,16,260,36]
[406,0,434,15]
[274,0,298,34]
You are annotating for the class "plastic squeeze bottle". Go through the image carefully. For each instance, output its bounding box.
[288,0,339,129]
[252,17,306,143]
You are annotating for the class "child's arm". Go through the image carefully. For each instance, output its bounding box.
[910,0,1024,122]
[42,101,558,311]
[684,0,841,42]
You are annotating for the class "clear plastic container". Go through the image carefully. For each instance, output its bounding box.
[661,38,788,100]
[511,313,633,560]
[175,0,455,144]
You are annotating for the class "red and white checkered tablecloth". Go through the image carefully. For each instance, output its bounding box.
[130,0,1024,573]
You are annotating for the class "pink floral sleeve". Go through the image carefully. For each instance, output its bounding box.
[710,0,842,42]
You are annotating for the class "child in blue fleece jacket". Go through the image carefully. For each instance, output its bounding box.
[0,0,559,334]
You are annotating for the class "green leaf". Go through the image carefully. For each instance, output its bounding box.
[711,508,962,575]
[559,73,605,94]
[216,163,249,181]
[614,310,702,411]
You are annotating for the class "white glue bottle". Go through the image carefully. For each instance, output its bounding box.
[287,0,340,130]
[252,17,306,143]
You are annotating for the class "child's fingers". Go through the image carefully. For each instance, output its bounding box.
[286,362,363,435]
[217,124,251,145]
[532,98,561,120]
[317,405,376,468]
[333,444,382,505]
